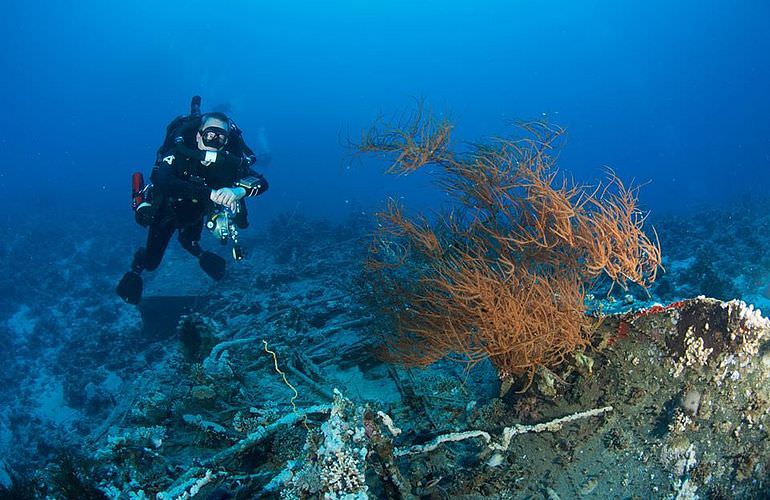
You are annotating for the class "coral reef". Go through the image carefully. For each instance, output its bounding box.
[357,111,660,382]
[1,188,770,498]
[272,390,369,498]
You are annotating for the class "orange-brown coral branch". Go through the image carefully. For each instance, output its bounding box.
[359,110,660,380]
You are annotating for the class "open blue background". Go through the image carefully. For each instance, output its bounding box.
[2,0,769,224]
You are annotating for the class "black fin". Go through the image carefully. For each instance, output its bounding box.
[116,271,143,305]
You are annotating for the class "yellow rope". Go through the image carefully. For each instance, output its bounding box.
[262,340,309,430]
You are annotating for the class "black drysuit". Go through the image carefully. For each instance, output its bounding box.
[133,151,268,272]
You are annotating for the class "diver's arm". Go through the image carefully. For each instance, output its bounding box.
[150,160,212,201]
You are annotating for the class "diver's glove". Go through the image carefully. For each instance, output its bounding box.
[116,271,143,305]
[199,251,226,281]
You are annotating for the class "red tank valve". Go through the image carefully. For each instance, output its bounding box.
[132,172,145,210]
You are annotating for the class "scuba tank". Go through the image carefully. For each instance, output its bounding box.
[131,96,203,227]
[156,96,202,162]
[132,172,146,210]
[131,172,157,227]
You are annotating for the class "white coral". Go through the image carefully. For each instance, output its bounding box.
[672,326,713,378]
[281,389,369,499]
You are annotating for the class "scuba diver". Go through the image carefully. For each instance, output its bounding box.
[116,96,269,305]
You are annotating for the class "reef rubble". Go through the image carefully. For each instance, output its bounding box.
[1,210,769,498]
[8,294,765,499]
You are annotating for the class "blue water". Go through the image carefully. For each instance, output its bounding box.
[2,1,770,496]
[3,0,769,222]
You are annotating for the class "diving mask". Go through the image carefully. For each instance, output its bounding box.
[199,126,229,150]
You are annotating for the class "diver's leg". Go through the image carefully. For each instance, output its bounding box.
[142,221,176,271]
[178,221,205,257]
[179,221,226,281]
[116,222,174,304]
